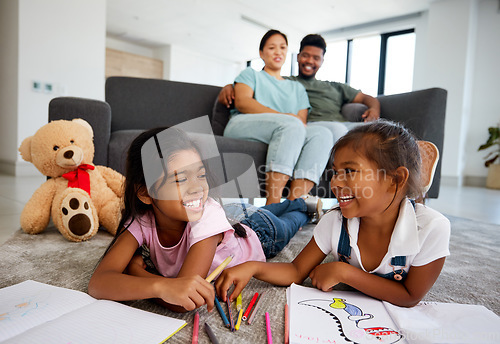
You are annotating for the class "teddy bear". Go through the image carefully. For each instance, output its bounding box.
[18,118,124,242]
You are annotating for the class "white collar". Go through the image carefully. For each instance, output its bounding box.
[387,198,420,257]
[347,198,420,257]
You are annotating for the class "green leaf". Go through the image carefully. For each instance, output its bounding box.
[485,154,499,167]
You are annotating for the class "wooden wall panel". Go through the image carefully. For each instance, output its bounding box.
[105,48,163,79]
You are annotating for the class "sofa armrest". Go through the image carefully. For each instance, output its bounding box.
[378,87,447,198]
[48,97,112,167]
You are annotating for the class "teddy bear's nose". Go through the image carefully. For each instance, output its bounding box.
[64,150,74,159]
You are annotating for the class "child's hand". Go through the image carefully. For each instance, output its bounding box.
[157,275,215,312]
[214,263,254,302]
[309,262,348,292]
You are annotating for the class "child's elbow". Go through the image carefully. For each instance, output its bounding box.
[393,295,423,308]
[87,277,103,299]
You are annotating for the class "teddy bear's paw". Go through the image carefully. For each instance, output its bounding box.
[59,190,98,241]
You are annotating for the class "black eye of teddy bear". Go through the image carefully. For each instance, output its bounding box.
[53,145,59,151]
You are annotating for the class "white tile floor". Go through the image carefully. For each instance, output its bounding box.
[1,173,499,245]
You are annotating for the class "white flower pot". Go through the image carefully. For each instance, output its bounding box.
[486,164,500,189]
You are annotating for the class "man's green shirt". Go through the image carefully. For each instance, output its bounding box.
[285,76,360,122]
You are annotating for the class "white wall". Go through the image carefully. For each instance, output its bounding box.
[414,0,478,186]
[106,36,157,58]
[0,0,106,175]
[466,0,500,181]
[167,45,240,87]
[107,37,242,86]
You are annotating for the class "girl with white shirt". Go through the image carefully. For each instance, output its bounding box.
[216,120,451,307]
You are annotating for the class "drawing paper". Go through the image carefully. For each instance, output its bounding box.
[0,280,186,343]
[286,284,500,344]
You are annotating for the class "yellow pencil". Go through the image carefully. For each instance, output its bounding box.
[235,309,243,331]
[205,255,234,283]
[235,293,243,330]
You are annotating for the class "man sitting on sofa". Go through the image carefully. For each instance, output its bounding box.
[218,34,381,144]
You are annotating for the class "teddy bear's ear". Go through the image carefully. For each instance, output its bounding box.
[19,136,33,162]
[72,118,94,138]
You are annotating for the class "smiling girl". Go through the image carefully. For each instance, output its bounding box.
[216,120,451,307]
[88,127,266,312]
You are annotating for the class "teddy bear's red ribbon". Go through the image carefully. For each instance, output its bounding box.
[62,164,95,195]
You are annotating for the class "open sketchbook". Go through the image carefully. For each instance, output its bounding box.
[286,283,500,344]
[0,280,186,344]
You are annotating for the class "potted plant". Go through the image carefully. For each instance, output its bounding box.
[478,124,500,189]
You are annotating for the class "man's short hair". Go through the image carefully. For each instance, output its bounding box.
[299,34,327,55]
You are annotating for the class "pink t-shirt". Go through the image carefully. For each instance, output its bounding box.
[127,198,265,278]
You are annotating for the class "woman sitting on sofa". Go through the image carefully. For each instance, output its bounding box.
[223,29,333,205]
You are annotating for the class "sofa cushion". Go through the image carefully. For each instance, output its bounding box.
[108,129,145,174]
[341,103,367,122]
[106,77,222,132]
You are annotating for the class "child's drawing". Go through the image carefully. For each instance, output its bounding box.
[0,290,50,322]
[298,297,403,343]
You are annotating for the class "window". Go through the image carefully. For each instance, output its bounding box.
[381,30,415,95]
[349,35,381,97]
[315,40,347,83]
[310,29,415,96]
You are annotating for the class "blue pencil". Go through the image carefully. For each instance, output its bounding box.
[214,296,230,328]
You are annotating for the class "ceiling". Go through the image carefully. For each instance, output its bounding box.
[106,0,433,63]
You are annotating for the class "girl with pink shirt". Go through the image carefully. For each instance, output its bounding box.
[88,126,315,312]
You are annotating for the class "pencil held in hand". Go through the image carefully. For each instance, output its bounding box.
[205,255,234,283]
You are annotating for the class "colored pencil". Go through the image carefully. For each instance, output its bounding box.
[246,293,261,323]
[242,292,259,321]
[284,304,289,344]
[191,311,199,344]
[226,290,235,331]
[236,293,243,311]
[214,296,230,328]
[235,309,243,331]
[205,255,233,283]
[265,312,273,344]
[234,293,243,330]
[204,322,220,344]
[247,291,266,325]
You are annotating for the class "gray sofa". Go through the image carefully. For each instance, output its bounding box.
[48,76,447,198]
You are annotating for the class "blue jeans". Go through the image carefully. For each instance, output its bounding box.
[223,198,310,258]
[224,113,333,184]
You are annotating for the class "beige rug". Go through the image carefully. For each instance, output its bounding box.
[0,214,498,343]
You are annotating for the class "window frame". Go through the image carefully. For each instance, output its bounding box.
[377,28,415,95]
